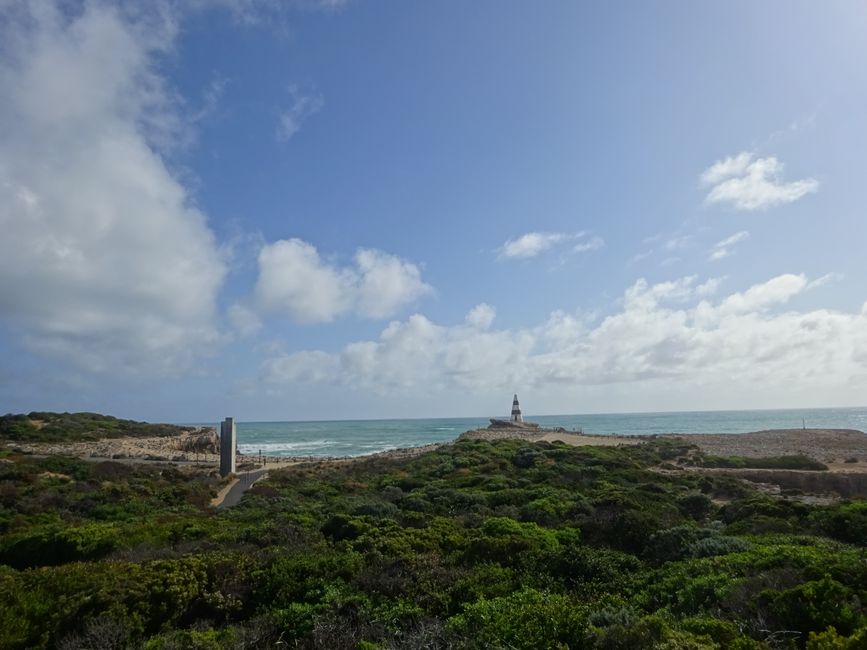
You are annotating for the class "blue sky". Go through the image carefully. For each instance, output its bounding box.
[1,1,866,422]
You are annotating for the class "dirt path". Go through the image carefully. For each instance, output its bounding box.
[211,468,269,509]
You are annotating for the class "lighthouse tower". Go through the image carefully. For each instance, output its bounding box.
[510,394,524,424]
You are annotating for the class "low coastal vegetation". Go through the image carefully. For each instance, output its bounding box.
[0,412,196,443]
[1,419,867,648]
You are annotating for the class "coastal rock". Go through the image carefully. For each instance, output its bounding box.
[173,429,219,454]
[7,427,224,464]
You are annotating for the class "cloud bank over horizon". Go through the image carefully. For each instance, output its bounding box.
[259,273,867,405]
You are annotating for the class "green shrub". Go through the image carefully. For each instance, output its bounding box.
[449,588,587,649]
[760,576,865,637]
[811,501,867,547]
[807,626,867,649]
[677,493,714,521]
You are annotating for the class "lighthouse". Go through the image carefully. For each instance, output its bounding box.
[510,394,524,424]
[488,394,538,429]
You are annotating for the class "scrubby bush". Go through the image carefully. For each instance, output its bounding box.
[1,434,865,649]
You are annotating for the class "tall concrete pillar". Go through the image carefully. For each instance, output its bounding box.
[220,417,236,477]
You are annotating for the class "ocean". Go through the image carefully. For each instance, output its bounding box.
[195,406,867,459]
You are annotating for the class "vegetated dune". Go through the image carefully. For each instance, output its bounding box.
[0,411,199,443]
[463,426,867,469]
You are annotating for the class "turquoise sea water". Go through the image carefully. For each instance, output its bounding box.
[195,407,867,458]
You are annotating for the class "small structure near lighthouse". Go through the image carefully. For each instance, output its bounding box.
[220,417,237,477]
[489,394,539,429]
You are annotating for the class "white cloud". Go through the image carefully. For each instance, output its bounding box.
[261,350,340,384]
[702,152,818,211]
[695,277,725,297]
[228,303,262,337]
[465,303,496,330]
[259,273,867,398]
[708,230,750,261]
[663,235,692,252]
[255,239,355,323]
[355,248,432,319]
[500,231,602,260]
[632,229,695,267]
[573,236,605,253]
[500,232,570,259]
[188,0,346,26]
[276,85,323,142]
[701,273,807,321]
[806,272,843,291]
[0,2,226,375]
[630,250,653,265]
[254,239,431,323]
[192,74,229,123]
[700,152,753,186]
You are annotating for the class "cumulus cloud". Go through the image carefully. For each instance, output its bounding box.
[708,231,750,261]
[701,152,818,210]
[500,231,603,259]
[0,2,226,374]
[256,239,354,323]
[276,85,323,142]
[255,239,431,323]
[259,274,867,396]
[465,303,496,330]
[228,303,262,337]
[355,249,432,319]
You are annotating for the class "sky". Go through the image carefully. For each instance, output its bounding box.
[1,0,867,423]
